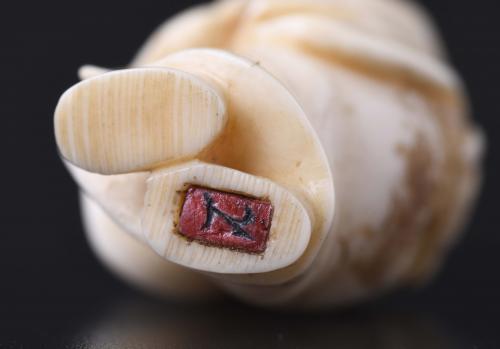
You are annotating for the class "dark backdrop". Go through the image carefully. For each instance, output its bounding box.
[0,0,498,347]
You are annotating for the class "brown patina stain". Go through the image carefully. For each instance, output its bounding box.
[349,103,472,288]
[406,101,473,282]
[348,133,436,287]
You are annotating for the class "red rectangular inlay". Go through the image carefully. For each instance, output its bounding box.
[178,185,273,253]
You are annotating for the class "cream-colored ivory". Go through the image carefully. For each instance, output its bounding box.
[149,49,335,284]
[80,193,218,299]
[55,68,227,174]
[132,0,247,65]
[54,0,483,308]
[78,65,109,80]
[66,161,148,240]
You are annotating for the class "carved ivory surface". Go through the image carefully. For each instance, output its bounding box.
[55,0,484,308]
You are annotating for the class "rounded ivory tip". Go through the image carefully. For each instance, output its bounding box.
[54,67,227,175]
[142,160,312,275]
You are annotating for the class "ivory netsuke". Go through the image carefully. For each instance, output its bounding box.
[54,0,483,308]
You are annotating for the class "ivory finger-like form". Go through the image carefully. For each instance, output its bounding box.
[54,0,484,308]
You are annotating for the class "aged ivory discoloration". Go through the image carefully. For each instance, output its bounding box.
[54,0,483,308]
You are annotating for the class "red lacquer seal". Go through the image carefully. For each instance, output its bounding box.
[178,185,274,253]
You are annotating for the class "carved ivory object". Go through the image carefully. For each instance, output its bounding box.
[54,0,483,308]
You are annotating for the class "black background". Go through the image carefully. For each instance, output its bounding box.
[0,0,499,347]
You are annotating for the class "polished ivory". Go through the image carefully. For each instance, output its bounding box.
[55,0,483,308]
